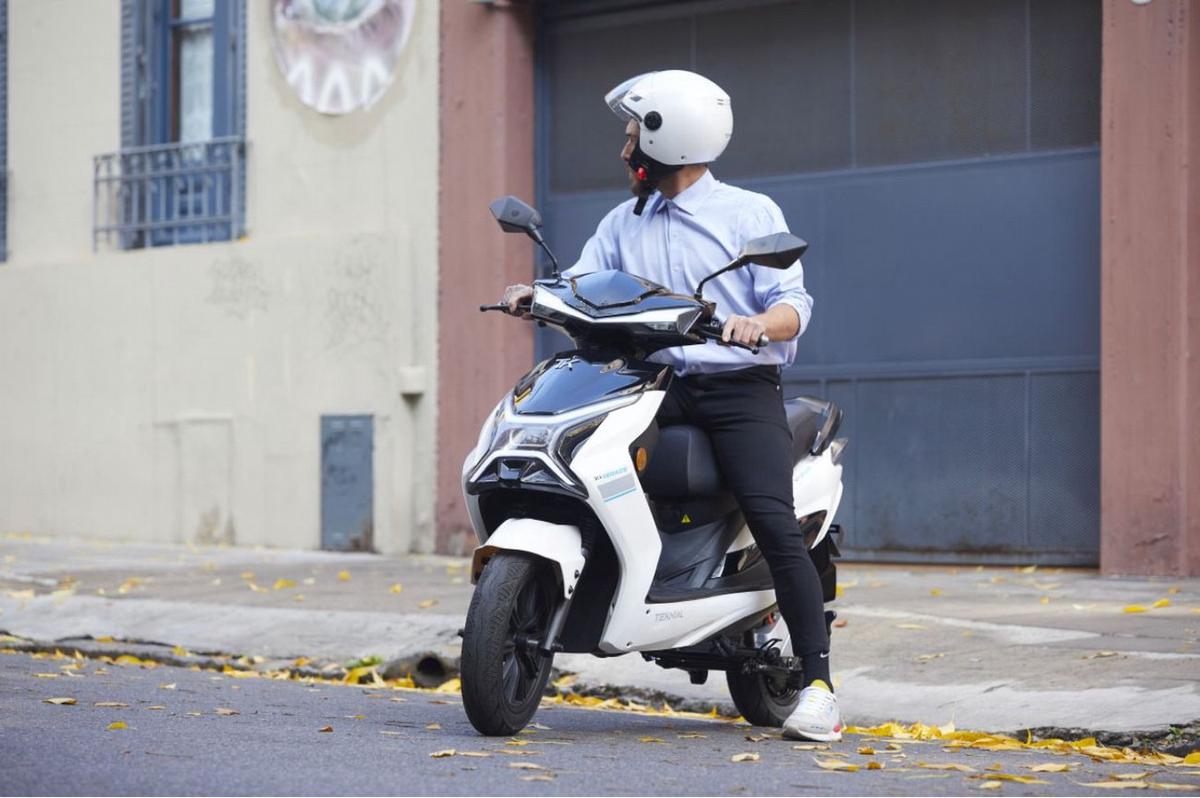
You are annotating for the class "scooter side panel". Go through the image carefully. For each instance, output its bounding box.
[793,451,844,548]
[568,393,668,652]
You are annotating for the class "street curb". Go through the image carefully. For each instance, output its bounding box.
[5,631,1198,755]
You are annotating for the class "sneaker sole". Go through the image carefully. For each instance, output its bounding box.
[782,725,843,743]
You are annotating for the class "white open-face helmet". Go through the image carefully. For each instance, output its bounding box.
[606,70,733,170]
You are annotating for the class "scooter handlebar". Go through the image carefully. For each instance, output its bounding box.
[696,317,769,354]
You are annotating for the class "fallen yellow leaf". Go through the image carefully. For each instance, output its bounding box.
[897,623,927,630]
[215,707,239,716]
[418,599,438,609]
[460,751,491,758]
[1019,565,1038,573]
[434,677,461,694]
[867,761,884,770]
[425,722,441,730]
[318,725,333,732]
[638,736,666,744]
[731,753,760,763]
[1168,587,1181,594]
[918,762,975,772]
[273,578,296,590]
[1152,598,1171,609]
[430,749,456,758]
[43,697,76,705]
[857,747,876,755]
[171,645,190,657]
[1040,596,1051,605]
[159,682,176,690]
[1029,763,1072,772]
[678,732,707,739]
[979,781,1002,790]
[814,758,858,772]
[1079,782,1149,790]
[519,775,555,782]
[1143,784,1200,791]
[930,588,943,597]
[390,583,403,594]
[247,582,268,593]
[94,702,129,708]
[968,774,1047,784]
[147,706,166,710]
[240,571,254,580]
[34,673,59,678]
[337,570,351,581]
[1124,605,1148,614]
[107,721,128,731]
[1183,752,1200,765]
[509,762,545,770]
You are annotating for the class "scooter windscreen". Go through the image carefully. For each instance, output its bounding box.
[511,352,669,416]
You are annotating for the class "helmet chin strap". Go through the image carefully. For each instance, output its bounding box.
[629,143,683,216]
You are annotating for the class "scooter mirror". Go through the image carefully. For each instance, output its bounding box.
[489,196,543,235]
[737,232,809,269]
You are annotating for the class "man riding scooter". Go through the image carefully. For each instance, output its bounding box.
[502,70,842,742]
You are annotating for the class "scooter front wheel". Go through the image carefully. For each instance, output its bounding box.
[461,552,557,736]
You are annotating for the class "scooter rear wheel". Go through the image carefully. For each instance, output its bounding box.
[461,552,557,736]
[726,668,800,727]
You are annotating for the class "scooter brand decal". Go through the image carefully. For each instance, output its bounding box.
[655,610,683,622]
[594,466,638,502]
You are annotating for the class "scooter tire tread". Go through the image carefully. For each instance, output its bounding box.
[726,669,801,728]
[461,552,555,736]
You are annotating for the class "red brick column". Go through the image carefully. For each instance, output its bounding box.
[436,3,537,554]
[1100,0,1200,575]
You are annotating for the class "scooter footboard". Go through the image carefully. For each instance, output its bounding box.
[470,518,585,599]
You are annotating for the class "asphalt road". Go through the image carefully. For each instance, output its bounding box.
[2,651,1198,796]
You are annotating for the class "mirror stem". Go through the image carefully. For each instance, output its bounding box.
[530,229,561,280]
[694,258,743,299]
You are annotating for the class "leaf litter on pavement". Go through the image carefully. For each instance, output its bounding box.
[13,646,1199,791]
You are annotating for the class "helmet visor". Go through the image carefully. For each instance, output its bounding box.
[605,72,655,121]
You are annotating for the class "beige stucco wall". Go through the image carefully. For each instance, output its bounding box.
[0,0,439,553]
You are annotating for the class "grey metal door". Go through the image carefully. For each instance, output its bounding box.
[320,415,374,552]
[535,0,1100,564]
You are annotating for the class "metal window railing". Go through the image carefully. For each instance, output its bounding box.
[93,137,245,250]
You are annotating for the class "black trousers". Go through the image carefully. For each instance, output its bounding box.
[657,365,830,657]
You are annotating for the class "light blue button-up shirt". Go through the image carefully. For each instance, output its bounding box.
[563,170,813,376]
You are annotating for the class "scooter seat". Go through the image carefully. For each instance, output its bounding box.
[640,425,724,499]
[784,396,842,461]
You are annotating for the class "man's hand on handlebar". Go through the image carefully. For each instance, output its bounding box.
[502,284,534,318]
[722,314,769,348]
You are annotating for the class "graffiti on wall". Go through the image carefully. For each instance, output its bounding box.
[270,0,415,115]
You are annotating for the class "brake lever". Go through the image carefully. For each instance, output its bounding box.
[479,301,533,316]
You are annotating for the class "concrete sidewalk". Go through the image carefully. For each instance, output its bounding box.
[2,532,1198,743]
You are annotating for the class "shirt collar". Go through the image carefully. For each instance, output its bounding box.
[653,169,717,216]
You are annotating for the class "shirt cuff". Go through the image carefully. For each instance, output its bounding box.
[772,297,811,338]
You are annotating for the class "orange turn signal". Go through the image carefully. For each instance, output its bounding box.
[635,447,648,472]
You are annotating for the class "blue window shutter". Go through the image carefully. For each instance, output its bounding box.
[119,0,138,148]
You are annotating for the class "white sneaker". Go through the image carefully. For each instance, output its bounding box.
[782,680,842,742]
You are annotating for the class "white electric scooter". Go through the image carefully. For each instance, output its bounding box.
[460,196,847,736]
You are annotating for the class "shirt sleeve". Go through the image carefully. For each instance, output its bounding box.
[562,205,623,279]
[743,198,813,338]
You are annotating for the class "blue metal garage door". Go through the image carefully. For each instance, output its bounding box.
[534,0,1100,564]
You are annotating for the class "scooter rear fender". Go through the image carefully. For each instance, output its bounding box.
[470,518,585,599]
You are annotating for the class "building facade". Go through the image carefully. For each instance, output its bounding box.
[1,0,1196,576]
[437,0,1200,577]
[1,0,439,553]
